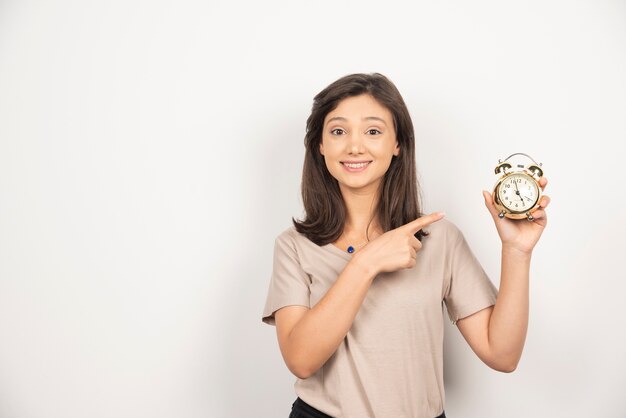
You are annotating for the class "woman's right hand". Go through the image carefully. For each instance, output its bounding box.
[352,212,445,276]
[274,211,444,378]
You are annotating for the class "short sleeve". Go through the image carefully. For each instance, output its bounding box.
[443,226,498,325]
[261,230,312,326]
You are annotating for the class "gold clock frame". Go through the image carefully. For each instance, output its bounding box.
[492,153,543,221]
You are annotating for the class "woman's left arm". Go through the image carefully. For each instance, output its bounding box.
[456,177,551,373]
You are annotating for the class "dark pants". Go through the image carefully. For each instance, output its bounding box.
[289,397,446,418]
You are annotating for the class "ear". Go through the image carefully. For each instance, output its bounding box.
[394,142,400,157]
[319,142,324,155]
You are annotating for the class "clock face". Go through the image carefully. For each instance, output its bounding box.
[497,173,540,213]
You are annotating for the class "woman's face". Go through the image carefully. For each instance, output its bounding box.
[319,94,399,195]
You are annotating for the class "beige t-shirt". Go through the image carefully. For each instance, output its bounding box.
[262,219,498,418]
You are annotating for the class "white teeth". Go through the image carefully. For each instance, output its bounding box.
[343,162,370,168]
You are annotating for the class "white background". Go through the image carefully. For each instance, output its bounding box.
[1,1,625,417]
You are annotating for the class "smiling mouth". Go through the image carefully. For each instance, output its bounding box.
[341,161,372,172]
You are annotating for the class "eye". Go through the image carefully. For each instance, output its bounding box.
[330,128,345,135]
[366,129,382,135]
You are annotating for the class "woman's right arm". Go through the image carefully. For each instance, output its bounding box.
[274,212,445,379]
[274,256,376,379]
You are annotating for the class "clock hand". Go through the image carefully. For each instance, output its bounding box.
[513,180,525,206]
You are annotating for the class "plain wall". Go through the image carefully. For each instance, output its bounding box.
[1,0,625,417]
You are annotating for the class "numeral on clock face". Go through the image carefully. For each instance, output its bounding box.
[498,174,539,212]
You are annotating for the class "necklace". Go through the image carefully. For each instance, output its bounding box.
[346,239,369,254]
[341,225,381,254]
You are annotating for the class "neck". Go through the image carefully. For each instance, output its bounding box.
[340,182,383,237]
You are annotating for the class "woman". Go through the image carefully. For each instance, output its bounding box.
[262,73,550,418]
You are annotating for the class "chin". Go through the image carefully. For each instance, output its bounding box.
[341,179,381,191]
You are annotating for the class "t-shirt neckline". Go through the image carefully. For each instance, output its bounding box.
[323,242,354,261]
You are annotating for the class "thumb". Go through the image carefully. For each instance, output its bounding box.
[482,190,500,219]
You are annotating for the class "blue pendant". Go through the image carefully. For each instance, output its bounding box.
[347,246,355,253]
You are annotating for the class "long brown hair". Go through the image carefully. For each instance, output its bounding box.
[292,73,427,246]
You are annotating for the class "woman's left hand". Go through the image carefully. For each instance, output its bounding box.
[482,177,551,254]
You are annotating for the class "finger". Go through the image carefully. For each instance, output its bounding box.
[532,208,546,218]
[404,212,445,234]
[539,195,550,209]
[539,176,548,191]
[408,258,417,269]
[482,190,501,219]
[530,208,547,223]
[410,236,422,252]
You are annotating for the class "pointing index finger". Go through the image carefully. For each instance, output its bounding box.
[404,212,445,234]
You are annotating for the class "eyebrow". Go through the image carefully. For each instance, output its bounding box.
[325,116,388,126]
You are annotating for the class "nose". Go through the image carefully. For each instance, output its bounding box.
[347,131,365,154]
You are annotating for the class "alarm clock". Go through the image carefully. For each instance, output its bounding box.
[492,153,544,221]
